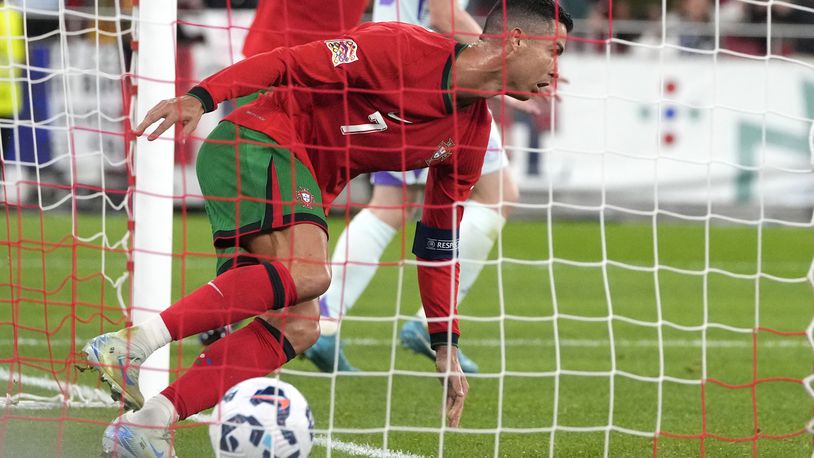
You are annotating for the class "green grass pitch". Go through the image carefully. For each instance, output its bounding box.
[0,210,812,457]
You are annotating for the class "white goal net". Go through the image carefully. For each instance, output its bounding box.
[0,0,812,457]
[0,1,134,410]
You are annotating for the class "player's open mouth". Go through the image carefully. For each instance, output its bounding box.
[537,82,549,88]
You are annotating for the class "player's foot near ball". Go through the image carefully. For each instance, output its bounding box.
[76,329,146,410]
[303,333,359,372]
[102,411,176,458]
[198,325,231,346]
[400,319,480,373]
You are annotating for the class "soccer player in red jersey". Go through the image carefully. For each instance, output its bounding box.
[81,1,572,454]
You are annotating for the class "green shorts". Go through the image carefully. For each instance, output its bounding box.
[196,121,327,274]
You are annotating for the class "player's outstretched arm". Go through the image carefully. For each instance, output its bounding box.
[435,345,469,427]
[415,156,484,427]
[133,95,204,141]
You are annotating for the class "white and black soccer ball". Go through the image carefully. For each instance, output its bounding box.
[209,377,314,458]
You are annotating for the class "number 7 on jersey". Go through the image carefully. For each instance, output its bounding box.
[340,111,388,135]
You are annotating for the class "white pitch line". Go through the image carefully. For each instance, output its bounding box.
[0,337,83,346]
[313,437,426,458]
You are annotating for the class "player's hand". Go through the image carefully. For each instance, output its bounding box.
[133,95,205,141]
[435,345,469,428]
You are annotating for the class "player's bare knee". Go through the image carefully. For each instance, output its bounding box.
[298,319,321,351]
[260,314,320,354]
[260,297,320,352]
[311,269,332,298]
[291,263,331,301]
[284,316,320,353]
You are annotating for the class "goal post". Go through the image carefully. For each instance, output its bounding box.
[0,0,179,404]
[0,0,813,456]
[129,0,177,399]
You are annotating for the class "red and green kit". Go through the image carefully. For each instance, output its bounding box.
[189,22,493,346]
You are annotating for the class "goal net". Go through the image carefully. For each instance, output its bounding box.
[0,0,812,456]
[0,0,176,433]
[0,0,134,416]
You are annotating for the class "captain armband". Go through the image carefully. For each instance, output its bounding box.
[412,221,459,261]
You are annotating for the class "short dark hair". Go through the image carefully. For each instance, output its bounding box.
[483,0,574,36]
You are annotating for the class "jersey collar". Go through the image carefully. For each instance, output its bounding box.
[442,43,469,115]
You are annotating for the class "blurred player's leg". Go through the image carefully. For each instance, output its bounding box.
[323,182,420,320]
[458,167,516,301]
[304,181,418,372]
[400,122,517,374]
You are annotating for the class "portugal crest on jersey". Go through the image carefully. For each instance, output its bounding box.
[324,39,358,67]
[425,138,455,167]
[296,187,314,209]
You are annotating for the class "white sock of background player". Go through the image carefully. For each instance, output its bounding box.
[321,209,397,330]
[323,203,505,333]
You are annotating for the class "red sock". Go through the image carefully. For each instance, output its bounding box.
[159,262,297,341]
[160,318,295,419]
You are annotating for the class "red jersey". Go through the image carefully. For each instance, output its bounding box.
[193,22,492,344]
[242,0,368,57]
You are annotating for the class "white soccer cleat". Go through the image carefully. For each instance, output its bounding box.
[77,329,146,410]
[102,412,176,458]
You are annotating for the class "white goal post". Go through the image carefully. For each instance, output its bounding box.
[129,0,177,399]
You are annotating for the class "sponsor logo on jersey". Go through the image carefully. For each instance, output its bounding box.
[425,238,458,251]
[324,39,359,67]
[296,187,314,208]
[244,110,266,121]
[425,138,455,167]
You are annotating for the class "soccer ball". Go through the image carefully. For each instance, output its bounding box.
[209,377,314,458]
